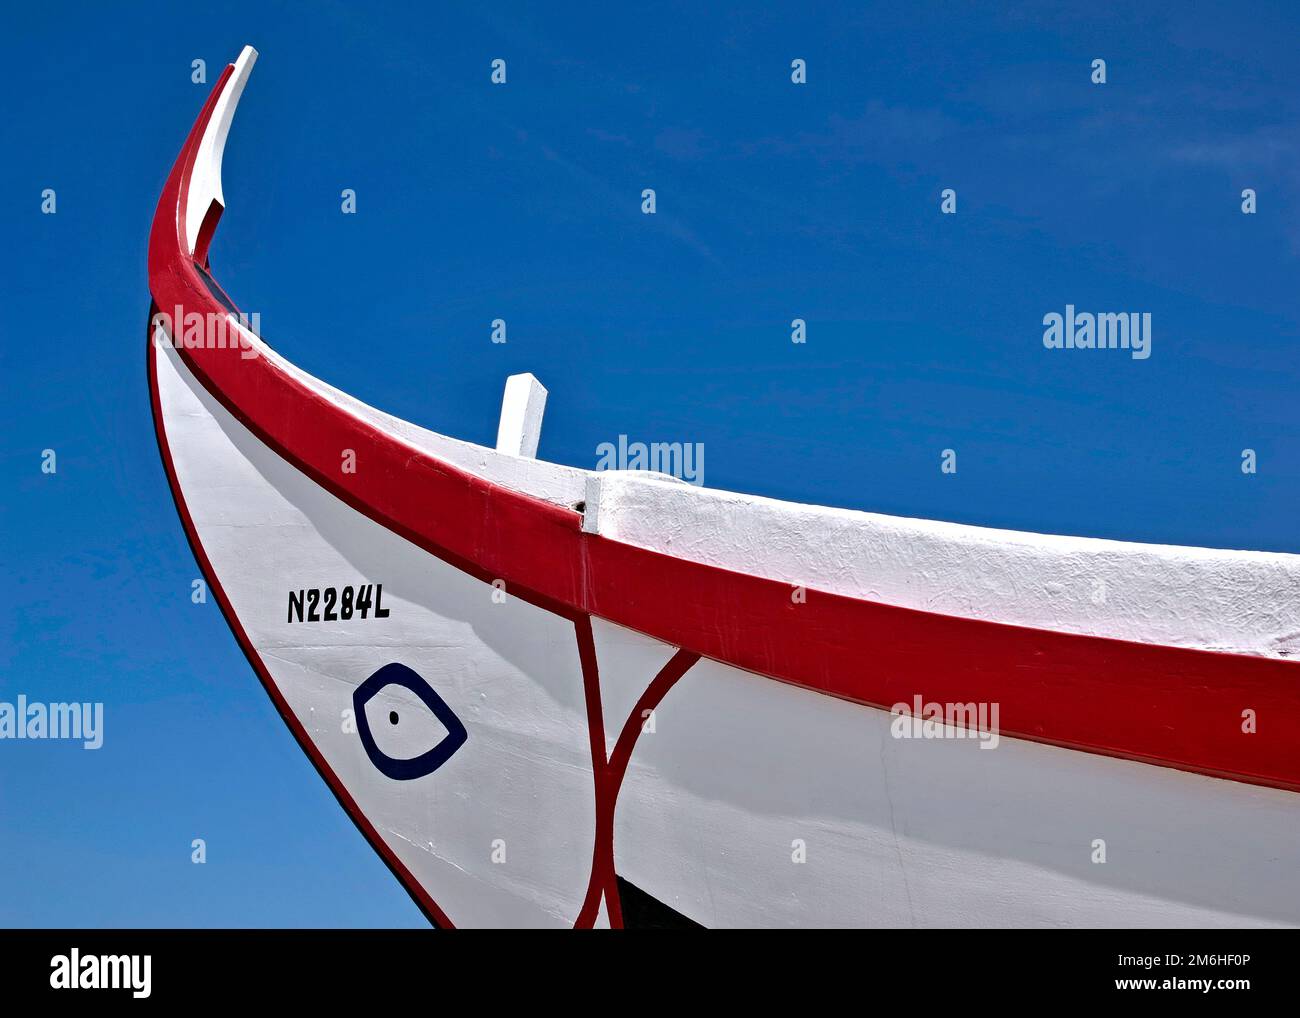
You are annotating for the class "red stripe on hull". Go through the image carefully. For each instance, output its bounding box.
[149,64,1300,808]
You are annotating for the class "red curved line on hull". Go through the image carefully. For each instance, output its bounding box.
[573,615,618,929]
[151,56,1300,875]
[598,651,700,926]
[571,630,701,929]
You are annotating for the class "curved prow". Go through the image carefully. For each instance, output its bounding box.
[186,45,258,265]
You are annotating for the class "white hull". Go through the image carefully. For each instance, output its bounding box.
[147,47,1300,928]
[155,340,1300,927]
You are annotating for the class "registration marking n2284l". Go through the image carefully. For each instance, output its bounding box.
[287,584,390,624]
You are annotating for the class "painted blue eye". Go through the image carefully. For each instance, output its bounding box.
[353,663,467,780]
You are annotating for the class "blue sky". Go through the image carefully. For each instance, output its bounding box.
[3,2,1298,926]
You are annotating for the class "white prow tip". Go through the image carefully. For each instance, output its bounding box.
[495,373,548,458]
[184,45,259,255]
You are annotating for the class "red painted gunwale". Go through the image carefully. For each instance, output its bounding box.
[150,60,1300,849]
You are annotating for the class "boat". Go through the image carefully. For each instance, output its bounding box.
[148,47,1300,928]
